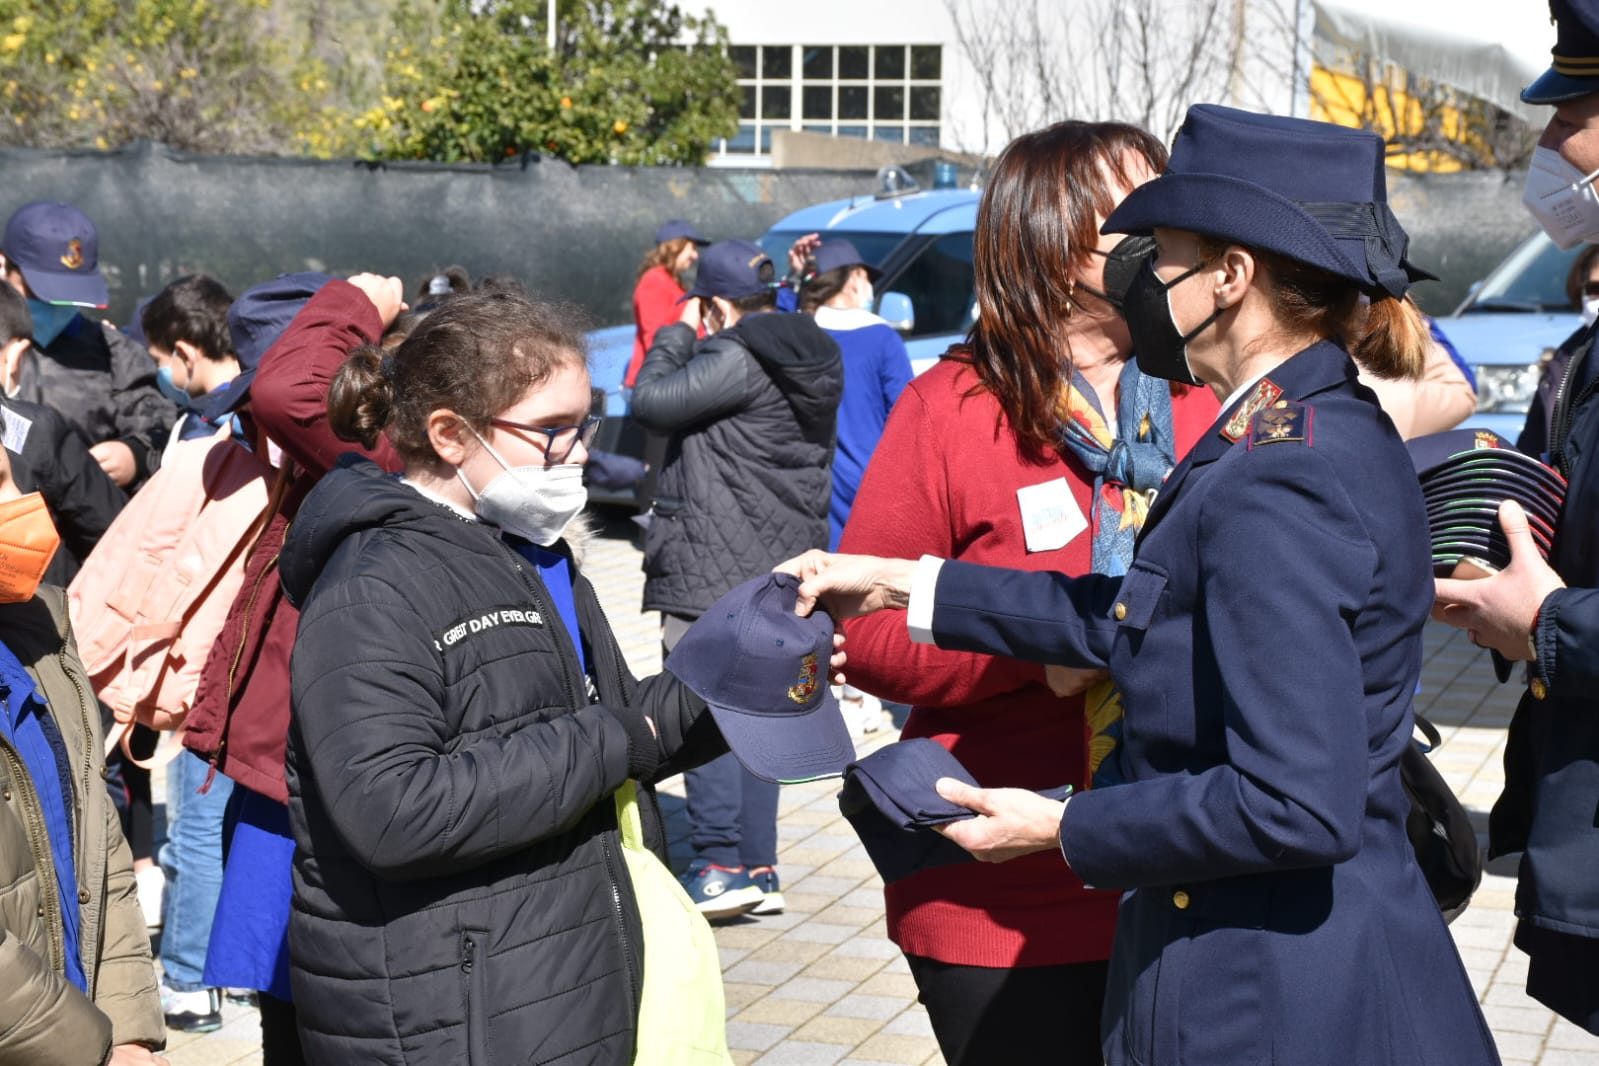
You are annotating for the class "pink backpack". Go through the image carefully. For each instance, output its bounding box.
[68,428,283,766]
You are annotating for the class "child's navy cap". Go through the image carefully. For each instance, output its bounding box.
[682,239,777,302]
[810,239,880,282]
[666,573,852,784]
[654,219,708,246]
[2,201,109,309]
[203,272,332,421]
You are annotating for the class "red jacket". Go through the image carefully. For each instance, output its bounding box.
[625,266,685,387]
[183,282,402,802]
[839,357,1218,967]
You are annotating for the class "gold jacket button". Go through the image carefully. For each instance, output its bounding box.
[1172,890,1191,910]
[1530,677,1549,701]
[78,888,90,905]
[1114,602,1128,621]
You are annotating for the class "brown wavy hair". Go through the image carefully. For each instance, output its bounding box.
[637,236,695,280]
[953,120,1168,459]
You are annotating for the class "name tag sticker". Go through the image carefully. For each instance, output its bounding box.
[1017,477,1087,553]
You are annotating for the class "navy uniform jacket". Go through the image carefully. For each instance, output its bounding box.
[928,342,1499,1066]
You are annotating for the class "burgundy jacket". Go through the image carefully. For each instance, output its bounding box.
[183,282,401,802]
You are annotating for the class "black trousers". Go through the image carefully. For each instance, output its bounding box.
[905,954,1110,1066]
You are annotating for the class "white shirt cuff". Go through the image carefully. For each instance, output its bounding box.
[906,554,946,645]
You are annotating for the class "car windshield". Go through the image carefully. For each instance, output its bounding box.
[880,232,976,338]
[1466,232,1582,313]
[758,230,906,270]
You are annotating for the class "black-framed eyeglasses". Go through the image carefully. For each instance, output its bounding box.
[488,414,602,464]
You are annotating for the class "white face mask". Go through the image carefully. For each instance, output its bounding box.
[457,429,587,546]
[858,280,875,312]
[1523,146,1599,251]
[1583,295,1599,328]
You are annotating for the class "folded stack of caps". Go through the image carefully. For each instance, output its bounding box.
[1406,429,1566,574]
[666,573,856,784]
[839,738,1074,883]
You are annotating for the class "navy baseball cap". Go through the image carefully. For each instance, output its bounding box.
[203,271,332,421]
[839,739,1074,883]
[1524,0,1599,104]
[1,201,109,309]
[654,219,709,246]
[682,239,777,302]
[810,239,881,282]
[666,572,852,784]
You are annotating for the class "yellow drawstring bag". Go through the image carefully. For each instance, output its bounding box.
[614,780,733,1065]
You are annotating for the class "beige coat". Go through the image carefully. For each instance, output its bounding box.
[0,586,164,1066]
[1358,336,1479,440]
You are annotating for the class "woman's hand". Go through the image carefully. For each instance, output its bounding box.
[1044,664,1109,699]
[777,551,918,620]
[1433,499,1564,660]
[829,631,847,687]
[931,778,1066,863]
[346,273,407,330]
[787,232,822,276]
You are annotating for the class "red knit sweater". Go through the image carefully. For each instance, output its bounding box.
[839,357,1219,967]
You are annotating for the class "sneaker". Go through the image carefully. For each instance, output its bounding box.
[161,985,222,1033]
[747,866,784,915]
[679,860,764,920]
[224,987,258,1008]
[135,865,165,932]
[839,689,885,740]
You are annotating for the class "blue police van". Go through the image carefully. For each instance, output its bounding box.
[586,180,980,507]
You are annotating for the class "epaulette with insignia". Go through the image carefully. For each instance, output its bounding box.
[1246,399,1313,449]
[1220,378,1283,442]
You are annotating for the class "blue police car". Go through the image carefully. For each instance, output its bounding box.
[586,180,981,507]
[1437,230,1583,440]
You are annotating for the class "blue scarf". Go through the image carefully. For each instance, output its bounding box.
[1056,359,1176,787]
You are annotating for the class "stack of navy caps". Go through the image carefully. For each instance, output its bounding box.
[1407,429,1566,573]
[666,573,854,784]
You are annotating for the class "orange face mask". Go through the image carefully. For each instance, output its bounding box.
[0,493,59,603]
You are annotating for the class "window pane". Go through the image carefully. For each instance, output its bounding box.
[729,124,757,153]
[873,124,906,143]
[838,46,869,79]
[802,123,833,135]
[908,125,941,147]
[802,45,833,80]
[803,85,832,120]
[911,45,942,80]
[909,85,940,121]
[739,84,756,119]
[874,45,905,80]
[759,126,776,153]
[837,125,868,140]
[839,85,868,119]
[729,46,757,79]
[875,85,906,121]
[762,45,792,79]
[880,232,976,338]
[762,85,792,120]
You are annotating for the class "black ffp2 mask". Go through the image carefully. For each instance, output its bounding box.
[1120,256,1224,386]
[1076,235,1157,310]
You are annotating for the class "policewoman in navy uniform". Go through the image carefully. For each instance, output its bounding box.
[785,105,1501,1066]
[1435,0,1599,1037]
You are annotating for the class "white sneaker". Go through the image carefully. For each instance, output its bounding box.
[840,690,884,740]
[136,865,165,931]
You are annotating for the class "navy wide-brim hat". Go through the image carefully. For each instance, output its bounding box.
[202,271,331,422]
[1523,0,1599,104]
[1104,104,1436,299]
[666,573,853,785]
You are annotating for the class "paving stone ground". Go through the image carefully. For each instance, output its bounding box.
[164,513,1599,1065]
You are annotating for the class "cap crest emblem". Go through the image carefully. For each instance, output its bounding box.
[59,238,84,271]
[787,653,818,705]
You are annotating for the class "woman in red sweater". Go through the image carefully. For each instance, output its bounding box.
[624,219,707,386]
[837,122,1218,1064]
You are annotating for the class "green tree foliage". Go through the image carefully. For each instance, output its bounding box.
[362,0,740,165]
[0,0,365,155]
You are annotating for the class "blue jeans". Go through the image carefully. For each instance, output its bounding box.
[666,614,780,869]
[158,750,233,991]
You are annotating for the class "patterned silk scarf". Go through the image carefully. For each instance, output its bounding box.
[1057,359,1176,787]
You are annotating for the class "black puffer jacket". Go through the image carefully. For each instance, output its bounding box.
[280,456,715,1066]
[631,313,842,618]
